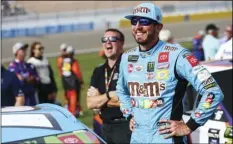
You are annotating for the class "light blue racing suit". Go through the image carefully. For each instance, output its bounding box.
[116,40,224,143]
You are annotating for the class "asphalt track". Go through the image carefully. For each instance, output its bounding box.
[1,18,231,62]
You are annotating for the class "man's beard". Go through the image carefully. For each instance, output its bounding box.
[133,30,156,46]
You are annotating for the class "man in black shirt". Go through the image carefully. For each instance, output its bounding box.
[86,28,131,143]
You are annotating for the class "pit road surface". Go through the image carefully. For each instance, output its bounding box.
[1,18,231,61]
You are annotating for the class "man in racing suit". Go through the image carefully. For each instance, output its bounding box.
[116,3,224,143]
[8,42,40,106]
[58,46,84,116]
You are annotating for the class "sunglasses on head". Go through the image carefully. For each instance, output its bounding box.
[101,36,121,43]
[131,17,158,26]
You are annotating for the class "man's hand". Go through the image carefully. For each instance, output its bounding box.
[87,86,100,97]
[26,75,35,84]
[48,92,56,101]
[17,74,24,81]
[158,119,192,139]
[129,116,136,132]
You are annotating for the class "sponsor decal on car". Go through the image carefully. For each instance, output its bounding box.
[224,126,233,144]
[208,128,220,144]
[158,52,169,63]
[214,110,224,121]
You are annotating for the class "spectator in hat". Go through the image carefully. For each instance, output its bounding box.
[58,45,84,116]
[159,29,180,46]
[57,43,68,76]
[27,41,58,104]
[220,24,232,45]
[192,30,205,61]
[8,42,39,106]
[202,23,221,61]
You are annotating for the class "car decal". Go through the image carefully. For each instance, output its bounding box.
[14,130,102,144]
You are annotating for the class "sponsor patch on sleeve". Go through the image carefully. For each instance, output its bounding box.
[186,55,199,67]
[197,69,211,82]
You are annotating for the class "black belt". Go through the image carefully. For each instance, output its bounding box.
[104,118,128,124]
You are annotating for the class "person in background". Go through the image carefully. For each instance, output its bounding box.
[57,43,69,107]
[215,37,232,60]
[57,43,68,76]
[8,42,39,106]
[58,45,84,116]
[220,24,232,44]
[1,65,25,107]
[98,47,107,59]
[192,30,205,61]
[159,29,180,46]
[86,28,131,143]
[27,41,58,104]
[202,23,221,61]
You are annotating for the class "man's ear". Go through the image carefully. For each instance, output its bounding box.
[158,24,163,31]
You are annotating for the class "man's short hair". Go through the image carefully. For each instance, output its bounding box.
[105,28,125,42]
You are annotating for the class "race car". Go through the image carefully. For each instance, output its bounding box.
[1,104,106,144]
[183,59,232,144]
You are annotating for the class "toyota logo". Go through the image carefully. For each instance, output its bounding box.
[190,57,198,63]
[64,138,79,143]
[160,54,167,60]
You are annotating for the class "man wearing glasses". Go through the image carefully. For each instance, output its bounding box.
[86,28,131,143]
[116,3,224,143]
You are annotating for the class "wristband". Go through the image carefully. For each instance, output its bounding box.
[106,92,111,100]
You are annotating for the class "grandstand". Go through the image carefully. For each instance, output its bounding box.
[14,1,187,13]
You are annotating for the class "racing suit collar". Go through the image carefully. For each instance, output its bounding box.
[138,40,164,58]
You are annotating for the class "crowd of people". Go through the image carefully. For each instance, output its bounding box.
[193,23,232,61]
[1,41,84,116]
[1,2,231,143]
